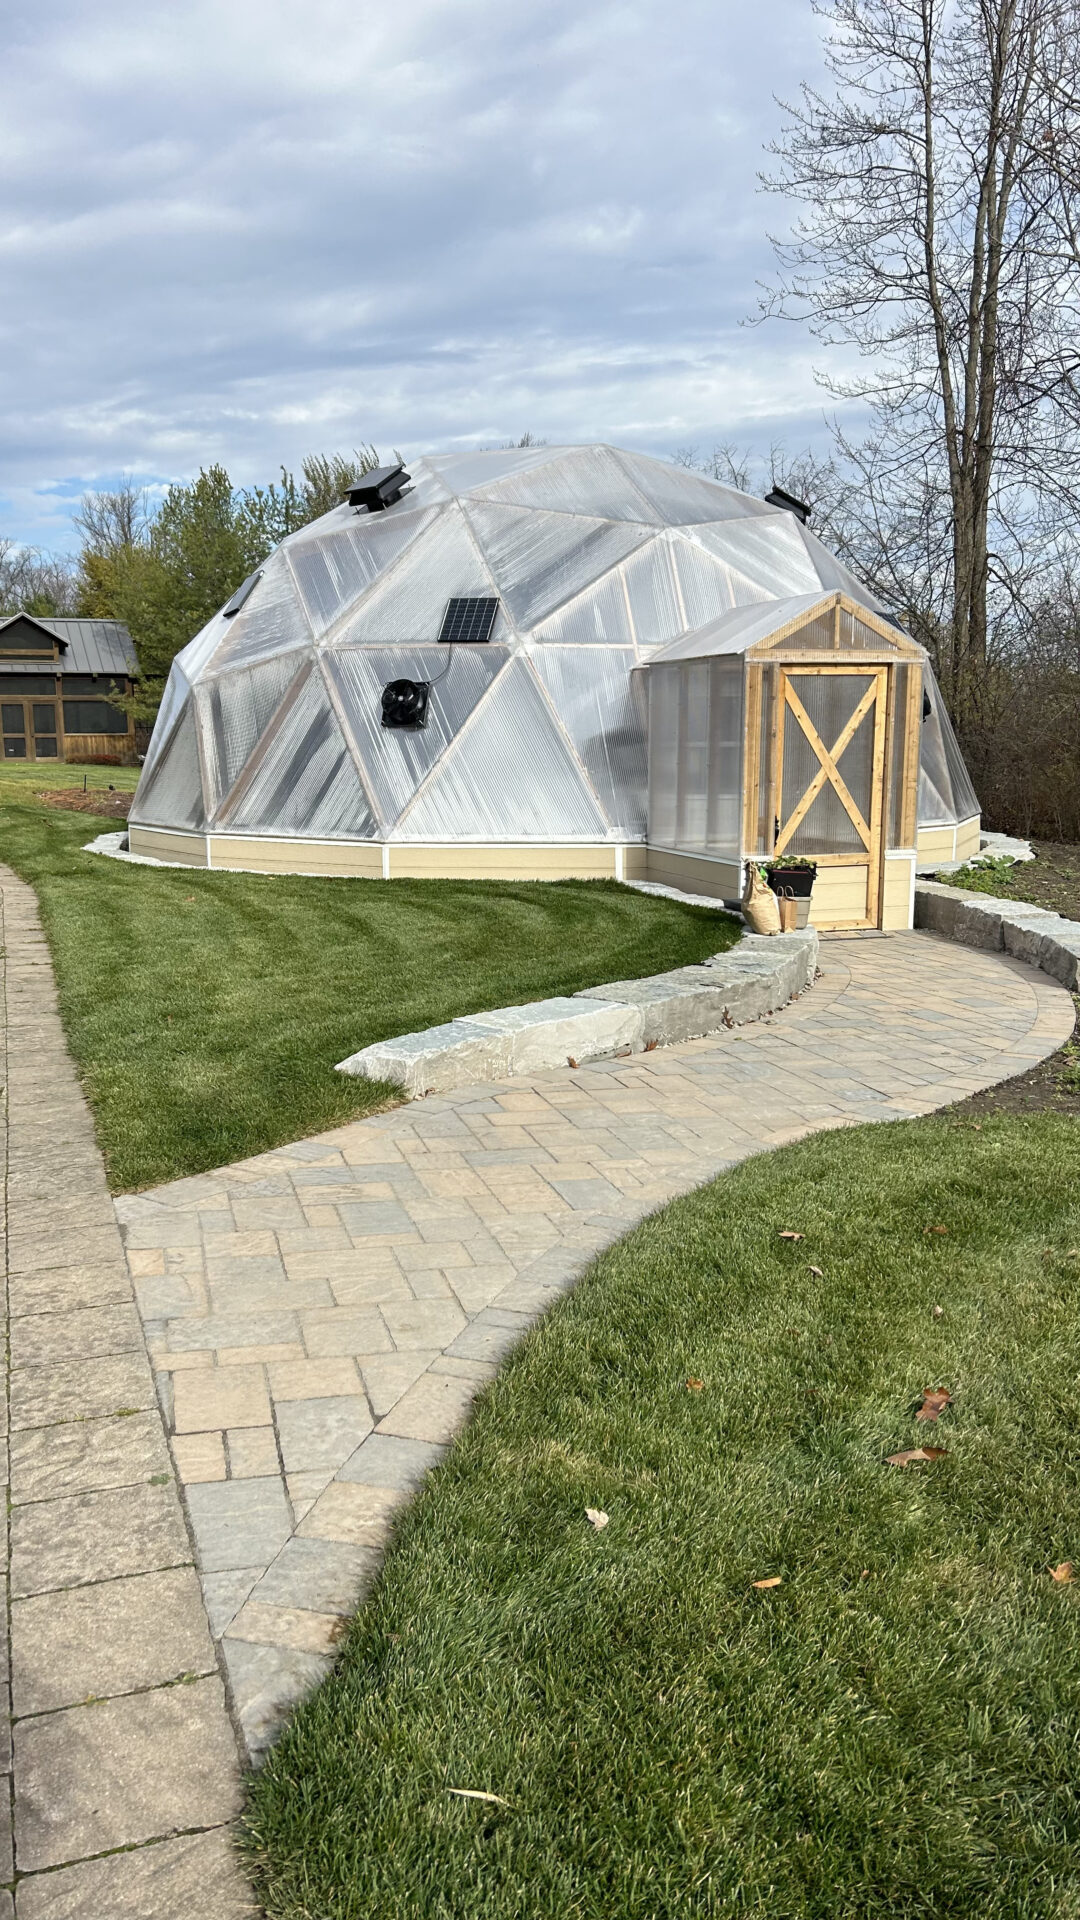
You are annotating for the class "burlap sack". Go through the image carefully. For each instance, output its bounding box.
[742,865,781,935]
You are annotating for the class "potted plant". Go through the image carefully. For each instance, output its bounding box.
[763,856,817,930]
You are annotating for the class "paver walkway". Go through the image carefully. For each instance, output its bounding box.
[114,931,1073,1760]
[0,866,254,1917]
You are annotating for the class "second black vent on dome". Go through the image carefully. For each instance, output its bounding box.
[438,597,499,645]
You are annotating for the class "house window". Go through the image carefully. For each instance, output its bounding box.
[62,699,128,735]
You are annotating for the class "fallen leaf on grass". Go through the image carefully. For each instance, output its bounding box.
[686,1377,704,1392]
[779,1230,805,1242]
[1051,1562,1075,1583]
[915,1387,953,1423]
[448,1789,510,1807]
[808,1264,823,1278]
[886,1447,947,1467]
[585,1508,609,1530]
[752,1576,783,1590]
[924,1225,949,1236]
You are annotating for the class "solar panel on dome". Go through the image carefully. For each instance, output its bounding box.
[438,597,499,644]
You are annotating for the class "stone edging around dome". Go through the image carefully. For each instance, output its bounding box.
[335,929,819,1097]
[915,881,1080,990]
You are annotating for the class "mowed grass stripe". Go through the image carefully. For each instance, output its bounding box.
[245,1113,1080,1919]
[0,783,736,1190]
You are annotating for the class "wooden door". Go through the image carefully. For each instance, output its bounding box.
[772,666,889,930]
[1,698,60,761]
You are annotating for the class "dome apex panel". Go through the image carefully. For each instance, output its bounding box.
[609,451,780,526]
[464,444,656,521]
[422,446,564,497]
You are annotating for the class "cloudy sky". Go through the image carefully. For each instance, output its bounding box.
[0,0,844,552]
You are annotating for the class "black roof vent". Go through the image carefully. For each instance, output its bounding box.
[347,464,411,512]
[437,597,499,645]
[764,486,811,525]
[222,569,262,617]
[381,677,429,730]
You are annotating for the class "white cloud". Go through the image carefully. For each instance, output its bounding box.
[0,0,847,550]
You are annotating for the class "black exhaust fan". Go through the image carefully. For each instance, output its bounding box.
[764,485,811,525]
[347,464,411,512]
[381,677,429,730]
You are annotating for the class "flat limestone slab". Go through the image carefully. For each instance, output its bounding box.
[336,932,818,1095]
[915,880,1080,989]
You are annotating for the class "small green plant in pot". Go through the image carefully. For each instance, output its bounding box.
[763,856,817,929]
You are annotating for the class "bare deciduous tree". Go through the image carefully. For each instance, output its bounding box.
[761,0,1080,723]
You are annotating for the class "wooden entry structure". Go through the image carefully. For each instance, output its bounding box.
[645,590,931,932]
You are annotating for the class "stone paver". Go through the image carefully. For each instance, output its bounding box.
[115,928,1074,1757]
[0,864,254,1915]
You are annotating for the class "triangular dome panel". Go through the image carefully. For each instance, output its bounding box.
[287,504,439,637]
[531,647,646,836]
[396,656,610,840]
[611,451,777,526]
[423,447,563,497]
[325,645,509,831]
[208,549,314,672]
[530,564,634,645]
[129,700,206,831]
[670,533,773,628]
[335,507,499,644]
[220,667,375,838]
[690,517,822,598]
[463,503,651,630]
[199,651,308,817]
[466,445,655,522]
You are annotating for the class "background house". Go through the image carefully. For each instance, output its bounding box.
[0,614,140,765]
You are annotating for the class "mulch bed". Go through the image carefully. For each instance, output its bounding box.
[37,787,132,819]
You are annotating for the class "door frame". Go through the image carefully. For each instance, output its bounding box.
[768,663,890,931]
[1,695,61,762]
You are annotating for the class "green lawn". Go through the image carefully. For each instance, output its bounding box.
[245,1112,1080,1920]
[0,777,737,1192]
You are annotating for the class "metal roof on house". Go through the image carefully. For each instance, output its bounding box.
[0,615,138,677]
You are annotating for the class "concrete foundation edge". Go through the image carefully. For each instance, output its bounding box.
[335,929,820,1095]
[914,881,1080,992]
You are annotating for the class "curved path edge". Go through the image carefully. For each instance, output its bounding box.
[116,931,1073,1766]
[0,865,255,1919]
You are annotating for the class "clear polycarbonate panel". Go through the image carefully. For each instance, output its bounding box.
[888,663,915,846]
[791,609,838,650]
[940,690,980,819]
[138,660,190,786]
[397,656,610,841]
[463,503,651,631]
[325,645,508,832]
[676,663,711,847]
[799,525,886,610]
[198,651,306,817]
[176,611,229,684]
[466,444,656,522]
[531,647,646,837]
[917,667,959,825]
[221,669,376,839]
[786,780,866,854]
[620,539,684,648]
[385,465,452,512]
[209,548,312,672]
[647,668,679,845]
[530,565,633,645]
[339,507,498,644]
[706,656,743,857]
[672,534,768,631]
[782,673,875,854]
[129,700,206,831]
[424,446,564,498]
[835,604,900,651]
[694,516,823,599]
[287,504,439,637]
[917,665,979,825]
[612,451,775,526]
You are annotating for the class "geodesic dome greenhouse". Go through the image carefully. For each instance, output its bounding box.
[129,444,980,930]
